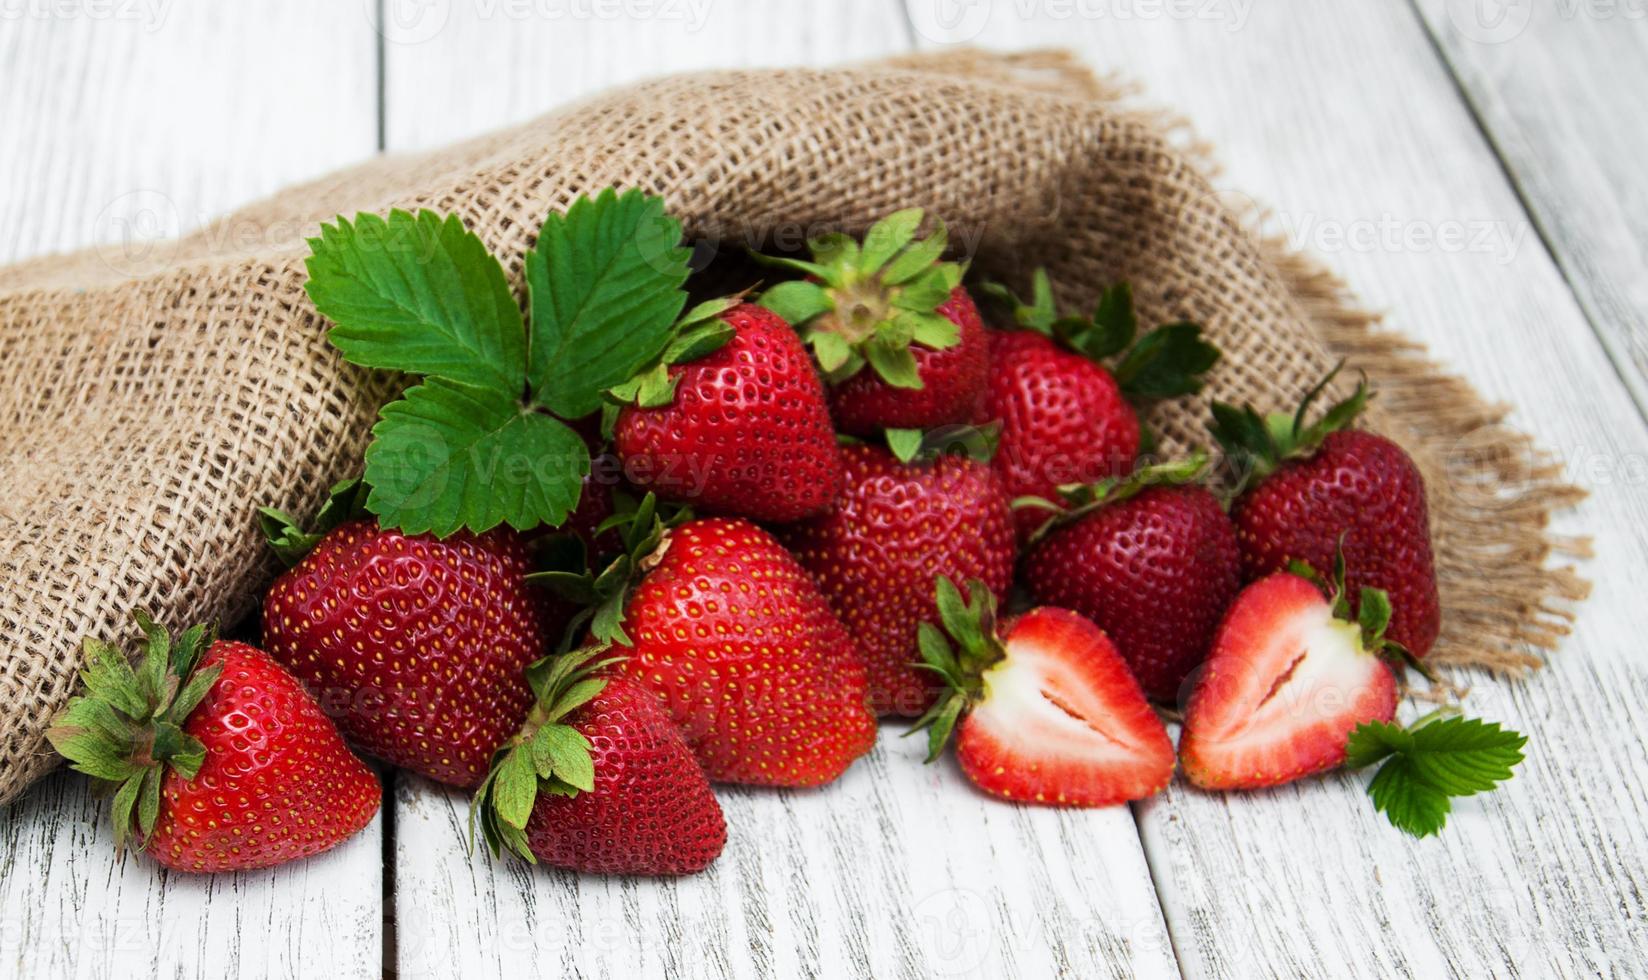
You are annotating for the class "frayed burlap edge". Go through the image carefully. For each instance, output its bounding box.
[896,48,1591,676]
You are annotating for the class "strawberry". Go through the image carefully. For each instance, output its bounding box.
[912,581,1175,807]
[47,613,380,872]
[611,301,842,523]
[260,485,559,789]
[980,272,1219,541]
[1209,368,1440,657]
[550,508,877,787]
[779,442,1015,716]
[1179,570,1400,790]
[1021,459,1241,703]
[756,209,988,434]
[826,288,991,435]
[474,649,726,876]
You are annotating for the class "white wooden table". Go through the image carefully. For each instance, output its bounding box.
[4,2,1647,976]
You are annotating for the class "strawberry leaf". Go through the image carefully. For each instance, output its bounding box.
[1345,716,1526,838]
[305,210,526,392]
[363,379,589,537]
[525,188,691,419]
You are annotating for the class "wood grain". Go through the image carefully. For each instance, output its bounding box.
[912,1,1648,975]
[0,4,385,978]
[1413,0,1648,418]
[394,730,1179,980]
[380,0,913,150]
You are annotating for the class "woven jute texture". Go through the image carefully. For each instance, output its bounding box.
[0,50,1588,804]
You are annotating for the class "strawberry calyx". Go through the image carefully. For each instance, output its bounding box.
[527,492,687,648]
[1015,454,1211,545]
[470,645,624,862]
[45,611,223,854]
[881,420,1002,465]
[1208,361,1372,493]
[1286,543,1437,683]
[754,208,964,390]
[907,577,1008,763]
[600,295,743,431]
[979,268,1220,403]
[258,477,368,567]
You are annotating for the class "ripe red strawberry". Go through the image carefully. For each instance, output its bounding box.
[914,581,1174,807]
[757,209,987,433]
[261,518,557,788]
[48,614,380,872]
[613,516,877,786]
[779,443,1015,716]
[612,302,842,523]
[1210,370,1440,657]
[827,287,991,435]
[981,273,1219,541]
[474,650,726,876]
[1021,461,1241,703]
[1179,571,1399,790]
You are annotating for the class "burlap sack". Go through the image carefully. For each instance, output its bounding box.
[0,50,1587,804]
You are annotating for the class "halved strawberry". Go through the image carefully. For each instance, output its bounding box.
[1179,571,1399,790]
[913,580,1174,807]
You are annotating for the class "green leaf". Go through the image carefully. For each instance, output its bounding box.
[137,767,163,841]
[305,209,526,392]
[759,280,833,327]
[810,330,855,373]
[886,428,925,464]
[1357,588,1393,647]
[923,695,966,763]
[258,478,367,567]
[1347,717,1526,838]
[110,775,142,852]
[525,188,691,418]
[1113,322,1221,400]
[902,311,960,351]
[858,209,924,275]
[880,225,949,286]
[1084,282,1138,359]
[170,661,222,725]
[49,729,141,782]
[662,319,735,366]
[492,747,539,830]
[363,379,589,537]
[546,727,596,793]
[864,338,922,389]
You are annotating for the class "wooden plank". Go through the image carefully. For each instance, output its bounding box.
[382,6,1178,976]
[381,0,914,150]
[909,1,1648,976]
[1412,0,1648,417]
[394,734,1180,980]
[0,4,385,978]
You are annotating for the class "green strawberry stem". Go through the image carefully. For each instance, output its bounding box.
[755,208,965,389]
[1286,547,1438,684]
[258,477,368,567]
[1014,454,1212,545]
[470,646,624,862]
[1207,361,1372,494]
[979,268,1220,402]
[45,611,222,854]
[906,577,1008,764]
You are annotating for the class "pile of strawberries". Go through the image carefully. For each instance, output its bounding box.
[50,197,1495,878]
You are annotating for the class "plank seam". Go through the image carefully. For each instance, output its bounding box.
[1403,0,1648,428]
